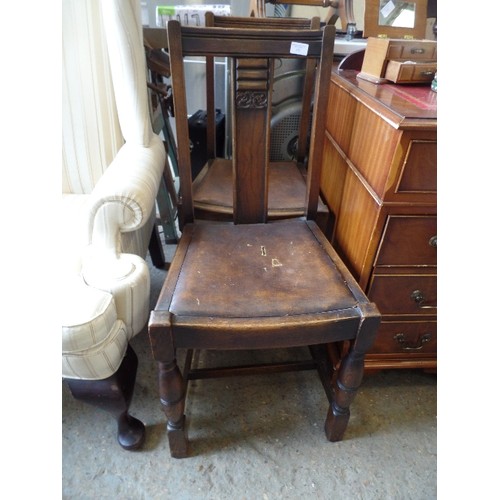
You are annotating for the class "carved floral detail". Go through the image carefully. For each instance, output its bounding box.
[235,90,268,109]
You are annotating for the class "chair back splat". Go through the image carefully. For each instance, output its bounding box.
[149,20,381,459]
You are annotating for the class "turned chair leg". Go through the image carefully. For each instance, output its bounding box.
[324,345,365,441]
[158,359,188,458]
[324,312,380,442]
[65,345,146,451]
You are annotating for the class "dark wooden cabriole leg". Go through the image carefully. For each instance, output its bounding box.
[324,310,380,442]
[159,359,188,458]
[65,345,145,451]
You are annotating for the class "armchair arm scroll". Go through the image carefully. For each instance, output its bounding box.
[81,135,165,332]
[87,135,165,255]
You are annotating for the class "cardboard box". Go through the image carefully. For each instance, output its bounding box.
[156,5,231,28]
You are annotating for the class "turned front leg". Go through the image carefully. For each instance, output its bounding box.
[324,309,380,442]
[324,345,365,442]
[158,360,188,458]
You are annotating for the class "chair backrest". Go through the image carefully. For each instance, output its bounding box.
[166,20,335,225]
[204,12,321,166]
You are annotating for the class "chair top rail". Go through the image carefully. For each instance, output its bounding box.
[168,24,332,59]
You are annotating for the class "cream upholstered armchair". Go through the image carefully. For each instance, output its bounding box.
[62,0,165,449]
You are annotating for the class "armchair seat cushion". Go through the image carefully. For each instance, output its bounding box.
[62,277,130,380]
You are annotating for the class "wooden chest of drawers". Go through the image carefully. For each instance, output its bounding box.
[320,69,437,371]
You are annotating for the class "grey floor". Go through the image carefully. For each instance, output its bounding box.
[62,244,437,499]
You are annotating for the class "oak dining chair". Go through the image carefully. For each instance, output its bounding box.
[148,20,380,458]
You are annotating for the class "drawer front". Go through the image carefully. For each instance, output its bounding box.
[396,138,437,194]
[387,41,437,60]
[368,274,437,315]
[375,215,437,267]
[369,320,437,355]
[385,61,436,83]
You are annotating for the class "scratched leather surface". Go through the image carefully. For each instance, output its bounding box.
[169,220,357,318]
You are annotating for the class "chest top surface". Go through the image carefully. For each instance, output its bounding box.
[331,69,437,128]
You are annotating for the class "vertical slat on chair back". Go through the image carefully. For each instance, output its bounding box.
[166,21,335,225]
[165,21,194,227]
[232,55,272,223]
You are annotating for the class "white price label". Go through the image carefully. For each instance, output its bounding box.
[290,42,309,56]
[380,0,396,18]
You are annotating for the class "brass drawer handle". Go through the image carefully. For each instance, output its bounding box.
[410,289,437,309]
[428,235,437,248]
[411,48,425,54]
[394,333,431,351]
[420,71,435,77]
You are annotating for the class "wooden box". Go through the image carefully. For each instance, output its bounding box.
[358,37,437,84]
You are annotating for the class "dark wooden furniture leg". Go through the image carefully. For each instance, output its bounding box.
[159,359,188,458]
[149,224,167,269]
[65,345,146,450]
[324,311,380,441]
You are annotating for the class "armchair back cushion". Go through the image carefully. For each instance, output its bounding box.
[62,0,123,195]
